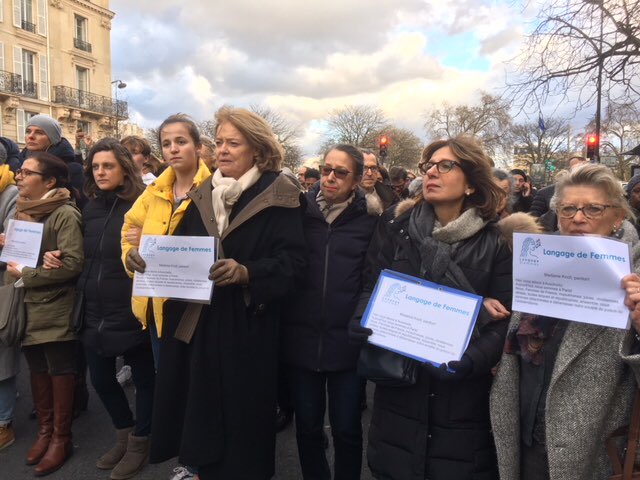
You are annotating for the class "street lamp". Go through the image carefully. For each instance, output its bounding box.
[111,80,127,139]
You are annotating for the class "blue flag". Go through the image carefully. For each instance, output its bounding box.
[538,116,546,132]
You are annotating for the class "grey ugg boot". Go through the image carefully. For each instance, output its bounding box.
[97,427,133,470]
[110,433,149,480]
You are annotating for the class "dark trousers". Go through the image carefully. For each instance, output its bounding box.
[290,368,364,480]
[85,344,155,436]
[23,341,77,375]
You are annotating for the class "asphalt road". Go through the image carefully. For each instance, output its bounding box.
[1,358,375,480]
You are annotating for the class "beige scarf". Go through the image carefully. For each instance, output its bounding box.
[316,190,354,224]
[16,188,71,222]
[211,165,262,235]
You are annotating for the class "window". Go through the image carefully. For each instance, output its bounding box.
[76,66,89,108]
[16,109,39,143]
[77,120,90,135]
[13,47,40,98]
[13,0,35,33]
[74,15,91,52]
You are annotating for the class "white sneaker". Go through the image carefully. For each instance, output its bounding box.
[169,466,195,480]
[116,365,132,386]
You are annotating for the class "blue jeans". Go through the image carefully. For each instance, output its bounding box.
[290,368,364,480]
[0,375,17,426]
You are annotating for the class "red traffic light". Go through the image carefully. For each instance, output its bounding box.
[585,134,599,159]
[379,135,388,146]
[587,135,598,145]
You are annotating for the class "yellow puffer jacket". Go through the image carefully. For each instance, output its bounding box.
[121,161,211,336]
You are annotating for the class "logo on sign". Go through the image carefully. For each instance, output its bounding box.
[519,237,541,265]
[381,282,406,306]
[140,237,157,258]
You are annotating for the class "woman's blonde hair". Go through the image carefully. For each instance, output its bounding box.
[551,163,635,222]
[214,107,284,172]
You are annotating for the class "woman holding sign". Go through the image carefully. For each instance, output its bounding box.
[6,153,83,476]
[491,163,640,480]
[148,107,307,480]
[350,136,513,480]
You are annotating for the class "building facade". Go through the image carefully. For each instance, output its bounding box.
[0,0,125,146]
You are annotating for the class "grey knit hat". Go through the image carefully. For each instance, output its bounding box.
[626,175,640,195]
[26,114,62,145]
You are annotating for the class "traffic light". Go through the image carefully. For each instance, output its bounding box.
[379,135,388,158]
[586,134,599,159]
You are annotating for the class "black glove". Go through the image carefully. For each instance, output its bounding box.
[423,354,473,381]
[125,248,146,273]
[348,318,373,345]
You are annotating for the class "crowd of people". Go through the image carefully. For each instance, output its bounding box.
[1,108,640,480]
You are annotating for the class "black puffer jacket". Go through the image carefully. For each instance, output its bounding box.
[78,191,147,356]
[357,201,512,480]
[282,185,378,371]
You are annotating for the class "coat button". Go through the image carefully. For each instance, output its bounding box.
[257,304,266,312]
[399,229,404,233]
[429,393,435,397]
[210,217,215,222]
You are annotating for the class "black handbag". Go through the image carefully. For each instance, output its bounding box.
[357,343,418,387]
[0,282,27,346]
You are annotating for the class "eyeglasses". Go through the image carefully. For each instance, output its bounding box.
[420,160,461,174]
[320,165,352,180]
[364,166,379,173]
[15,168,44,177]
[557,204,614,219]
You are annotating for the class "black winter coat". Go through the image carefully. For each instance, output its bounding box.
[529,184,555,217]
[150,172,307,480]
[282,186,378,371]
[77,191,147,357]
[0,137,23,172]
[357,204,512,480]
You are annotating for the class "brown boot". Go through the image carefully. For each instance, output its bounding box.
[96,427,133,470]
[110,433,149,480]
[34,374,75,477]
[26,372,53,465]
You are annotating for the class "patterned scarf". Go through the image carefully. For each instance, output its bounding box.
[210,165,262,235]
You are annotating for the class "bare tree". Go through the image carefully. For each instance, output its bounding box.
[326,105,387,146]
[509,117,571,182]
[507,0,640,112]
[144,127,161,158]
[370,127,424,171]
[250,104,303,170]
[586,101,640,179]
[423,92,513,158]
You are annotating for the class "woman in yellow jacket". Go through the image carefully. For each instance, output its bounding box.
[121,114,210,366]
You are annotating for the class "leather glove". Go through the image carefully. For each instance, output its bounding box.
[125,248,146,273]
[348,318,373,345]
[209,259,249,286]
[423,354,473,381]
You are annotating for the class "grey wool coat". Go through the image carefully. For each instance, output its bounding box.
[0,183,19,381]
[490,222,640,480]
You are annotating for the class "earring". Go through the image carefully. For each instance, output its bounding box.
[465,190,471,196]
[612,224,619,234]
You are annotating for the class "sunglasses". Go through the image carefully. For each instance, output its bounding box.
[320,165,352,180]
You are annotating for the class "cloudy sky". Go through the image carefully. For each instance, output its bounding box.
[110,0,532,157]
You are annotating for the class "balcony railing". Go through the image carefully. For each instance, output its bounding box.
[74,37,92,53]
[21,20,36,33]
[23,80,38,98]
[53,85,129,119]
[0,70,25,95]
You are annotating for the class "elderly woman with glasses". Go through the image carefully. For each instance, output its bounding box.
[350,136,514,480]
[491,163,640,480]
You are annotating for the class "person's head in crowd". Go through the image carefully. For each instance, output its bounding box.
[492,168,514,216]
[406,171,417,189]
[509,169,529,194]
[389,166,408,197]
[84,137,144,202]
[418,136,503,221]
[626,174,640,211]
[15,152,70,200]
[408,176,423,197]
[359,148,379,192]
[320,144,363,204]
[214,107,284,179]
[120,135,162,176]
[297,166,307,184]
[25,115,63,152]
[568,155,588,171]
[0,143,7,166]
[303,168,320,190]
[551,163,632,236]
[200,135,217,171]
[158,113,202,176]
[377,165,389,184]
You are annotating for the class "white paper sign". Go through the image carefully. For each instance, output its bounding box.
[513,232,631,329]
[132,235,218,302]
[362,270,482,366]
[0,219,44,268]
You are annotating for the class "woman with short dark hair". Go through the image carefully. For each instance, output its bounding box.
[351,135,513,480]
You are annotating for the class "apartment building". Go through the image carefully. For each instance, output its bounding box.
[0,0,126,146]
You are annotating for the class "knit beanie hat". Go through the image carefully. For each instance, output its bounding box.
[510,169,528,181]
[26,114,62,145]
[0,143,7,165]
[626,175,640,195]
